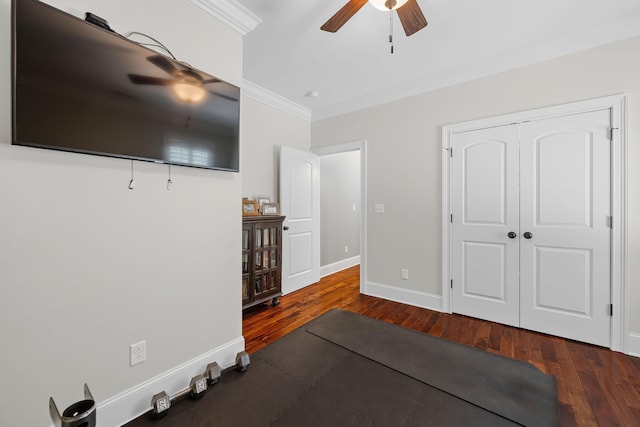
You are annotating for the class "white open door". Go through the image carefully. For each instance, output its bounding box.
[279,146,320,294]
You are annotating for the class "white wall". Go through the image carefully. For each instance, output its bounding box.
[241,95,310,202]
[311,36,640,336]
[0,1,243,426]
[320,151,360,266]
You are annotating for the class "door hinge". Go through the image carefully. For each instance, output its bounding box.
[609,127,619,140]
[450,147,453,158]
[450,279,453,289]
[450,213,453,223]
[609,304,613,316]
[609,215,613,229]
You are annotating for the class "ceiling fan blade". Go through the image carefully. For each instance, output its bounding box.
[202,78,222,85]
[209,91,238,102]
[146,54,179,75]
[128,74,174,86]
[321,0,368,33]
[396,0,428,36]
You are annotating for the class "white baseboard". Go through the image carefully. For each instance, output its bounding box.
[320,256,360,278]
[627,333,640,358]
[91,336,245,427]
[365,281,444,312]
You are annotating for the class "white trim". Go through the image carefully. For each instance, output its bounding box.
[610,96,628,353]
[243,80,311,121]
[312,140,368,294]
[627,333,640,358]
[189,0,261,35]
[441,94,629,354]
[310,17,640,121]
[90,337,244,427]
[321,255,361,278]
[441,127,452,314]
[365,281,444,312]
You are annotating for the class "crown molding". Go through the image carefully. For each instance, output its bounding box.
[243,80,311,122]
[311,14,640,121]
[190,0,261,35]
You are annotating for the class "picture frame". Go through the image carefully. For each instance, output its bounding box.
[242,199,260,216]
[256,196,270,209]
[262,202,280,215]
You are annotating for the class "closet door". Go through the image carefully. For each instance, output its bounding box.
[519,110,611,346]
[451,125,520,327]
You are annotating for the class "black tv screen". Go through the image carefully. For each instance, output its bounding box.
[12,0,240,172]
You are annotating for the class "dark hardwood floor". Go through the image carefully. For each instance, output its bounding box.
[243,265,640,427]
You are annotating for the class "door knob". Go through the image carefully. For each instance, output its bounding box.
[283,226,289,231]
[507,232,517,239]
[523,232,533,239]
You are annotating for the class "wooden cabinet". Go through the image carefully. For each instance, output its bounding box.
[242,216,285,309]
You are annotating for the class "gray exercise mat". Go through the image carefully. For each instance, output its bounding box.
[305,309,558,427]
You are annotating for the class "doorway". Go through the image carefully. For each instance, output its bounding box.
[442,95,627,352]
[319,151,361,275]
[313,141,368,294]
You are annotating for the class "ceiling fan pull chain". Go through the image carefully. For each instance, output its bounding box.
[389,10,394,54]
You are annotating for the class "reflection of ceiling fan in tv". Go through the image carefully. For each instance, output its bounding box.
[128,55,236,104]
[321,0,428,36]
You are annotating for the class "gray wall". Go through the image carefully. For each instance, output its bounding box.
[0,0,242,425]
[241,95,310,202]
[320,151,361,267]
[311,36,640,335]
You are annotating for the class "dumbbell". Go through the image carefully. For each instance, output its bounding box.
[150,375,206,418]
[235,351,250,372]
[205,362,222,385]
[151,362,221,418]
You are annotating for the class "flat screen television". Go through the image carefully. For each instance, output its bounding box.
[12,0,240,172]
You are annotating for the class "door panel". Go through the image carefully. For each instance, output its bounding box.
[464,142,509,225]
[534,246,592,316]
[289,232,313,276]
[462,241,507,301]
[535,130,592,227]
[451,125,520,327]
[280,146,320,294]
[289,161,314,219]
[519,110,611,346]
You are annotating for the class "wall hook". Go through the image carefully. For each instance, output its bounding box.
[128,160,135,190]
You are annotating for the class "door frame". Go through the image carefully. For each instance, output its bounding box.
[313,140,368,294]
[441,94,628,353]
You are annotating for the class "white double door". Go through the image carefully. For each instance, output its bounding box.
[451,109,612,347]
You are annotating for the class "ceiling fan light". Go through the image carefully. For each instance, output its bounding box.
[172,82,207,104]
[369,0,409,11]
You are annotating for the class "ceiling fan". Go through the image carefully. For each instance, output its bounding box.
[321,0,427,36]
[128,55,236,104]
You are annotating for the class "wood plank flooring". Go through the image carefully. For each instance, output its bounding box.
[243,265,640,426]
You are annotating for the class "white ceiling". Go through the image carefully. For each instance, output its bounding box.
[236,0,640,120]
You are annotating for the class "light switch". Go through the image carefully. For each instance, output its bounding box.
[375,204,385,214]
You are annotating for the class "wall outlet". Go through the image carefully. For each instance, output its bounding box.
[375,204,385,214]
[401,269,409,280]
[130,340,146,366]
[345,246,349,253]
